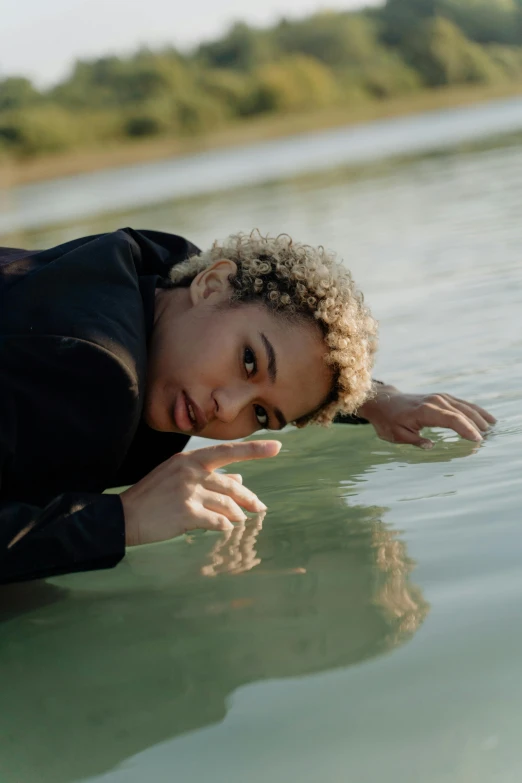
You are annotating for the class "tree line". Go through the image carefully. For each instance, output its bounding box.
[1,0,522,159]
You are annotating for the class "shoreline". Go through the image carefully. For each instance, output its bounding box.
[1,82,522,190]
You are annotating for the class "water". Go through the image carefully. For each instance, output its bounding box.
[1,105,522,783]
[2,94,522,237]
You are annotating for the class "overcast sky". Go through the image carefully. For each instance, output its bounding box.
[1,0,379,87]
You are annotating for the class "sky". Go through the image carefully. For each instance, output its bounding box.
[1,0,379,87]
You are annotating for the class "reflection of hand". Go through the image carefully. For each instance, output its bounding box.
[122,442,278,546]
[358,385,496,449]
[201,513,265,577]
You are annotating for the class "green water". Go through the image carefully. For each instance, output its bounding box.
[1,134,522,782]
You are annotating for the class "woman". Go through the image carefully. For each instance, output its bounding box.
[0,228,494,584]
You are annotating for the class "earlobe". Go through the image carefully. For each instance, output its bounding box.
[189,259,237,306]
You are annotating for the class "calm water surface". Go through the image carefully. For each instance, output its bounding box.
[2,94,522,236]
[1,116,522,782]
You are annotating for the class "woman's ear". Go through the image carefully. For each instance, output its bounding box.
[189,259,238,306]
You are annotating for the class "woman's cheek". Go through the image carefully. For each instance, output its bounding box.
[205,416,257,441]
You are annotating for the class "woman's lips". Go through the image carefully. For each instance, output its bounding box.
[185,392,207,431]
[173,391,207,433]
[173,390,194,432]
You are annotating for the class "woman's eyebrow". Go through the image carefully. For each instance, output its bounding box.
[259,332,287,429]
[260,332,277,383]
[273,408,287,430]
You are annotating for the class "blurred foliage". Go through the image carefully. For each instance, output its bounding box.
[402,17,507,85]
[1,0,522,160]
[248,55,340,114]
[0,77,41,112]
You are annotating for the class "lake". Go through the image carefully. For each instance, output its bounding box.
[1,99,522,783]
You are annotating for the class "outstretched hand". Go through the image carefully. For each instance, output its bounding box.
[121,440,281,546]
[357,385,496,449]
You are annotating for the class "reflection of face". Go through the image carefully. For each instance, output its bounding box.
[144,261,332,440]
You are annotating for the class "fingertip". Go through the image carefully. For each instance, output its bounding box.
[420,440,433,450]
[257,440,282,457]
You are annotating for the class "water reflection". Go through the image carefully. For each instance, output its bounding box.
[200,514,265,578]
[0,426,435,783]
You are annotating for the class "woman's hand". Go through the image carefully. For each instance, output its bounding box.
[357,385,496,449]
[121,440,281,546]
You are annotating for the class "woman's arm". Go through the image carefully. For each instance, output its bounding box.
[336,381,495,447]
[1,440,280,585]
[0,492,125,584]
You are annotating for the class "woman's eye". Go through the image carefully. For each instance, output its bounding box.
[254,404,268,428]
[244,347,256,375]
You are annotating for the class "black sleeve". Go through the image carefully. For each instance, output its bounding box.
[0,354,127,586]
[334,412,370,424]
[0,493,125,585]
[0,335,134,585]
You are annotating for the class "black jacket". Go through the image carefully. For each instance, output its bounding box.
[0,228,198,584]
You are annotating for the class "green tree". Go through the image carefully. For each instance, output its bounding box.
[2,4,522,165]
[379,0,522,45]
[379,0,439,46]
[174,93,227,134]
[0,77,40,111]
[195,69,253,117]
[402,16,507,85]
[0,106,83,156]
[438,0,519,44]
[248,55,339,115]
[51,51,189,109]
[275,12,383,69]
[487,43,522,76]
[361,54,422,98]
[197,22,274,71]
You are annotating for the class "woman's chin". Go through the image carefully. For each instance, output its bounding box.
[143,400,170,433]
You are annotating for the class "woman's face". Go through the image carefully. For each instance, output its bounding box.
[144,260,333,440]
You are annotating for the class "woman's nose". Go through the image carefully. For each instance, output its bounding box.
[213,384,254,424]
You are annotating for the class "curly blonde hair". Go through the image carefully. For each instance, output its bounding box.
[169,231,378,425]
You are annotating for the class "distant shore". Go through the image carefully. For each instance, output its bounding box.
[1,82,522,190]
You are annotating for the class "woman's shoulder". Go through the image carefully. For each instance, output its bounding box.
[0,232,151,483]
[1,229,149,368]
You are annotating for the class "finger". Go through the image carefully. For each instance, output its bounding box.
[431,394,490,432]
[194,440,282,472]
[227,473,243,484]
[391,426,433,450]
[205,473,266,513]
[444,400,491,432]
[201,490,248,523]
[444,395,497,425]
[188,507,234,533]
[419,405,482,442]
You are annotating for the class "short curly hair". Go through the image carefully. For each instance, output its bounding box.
[169,231,378,426]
